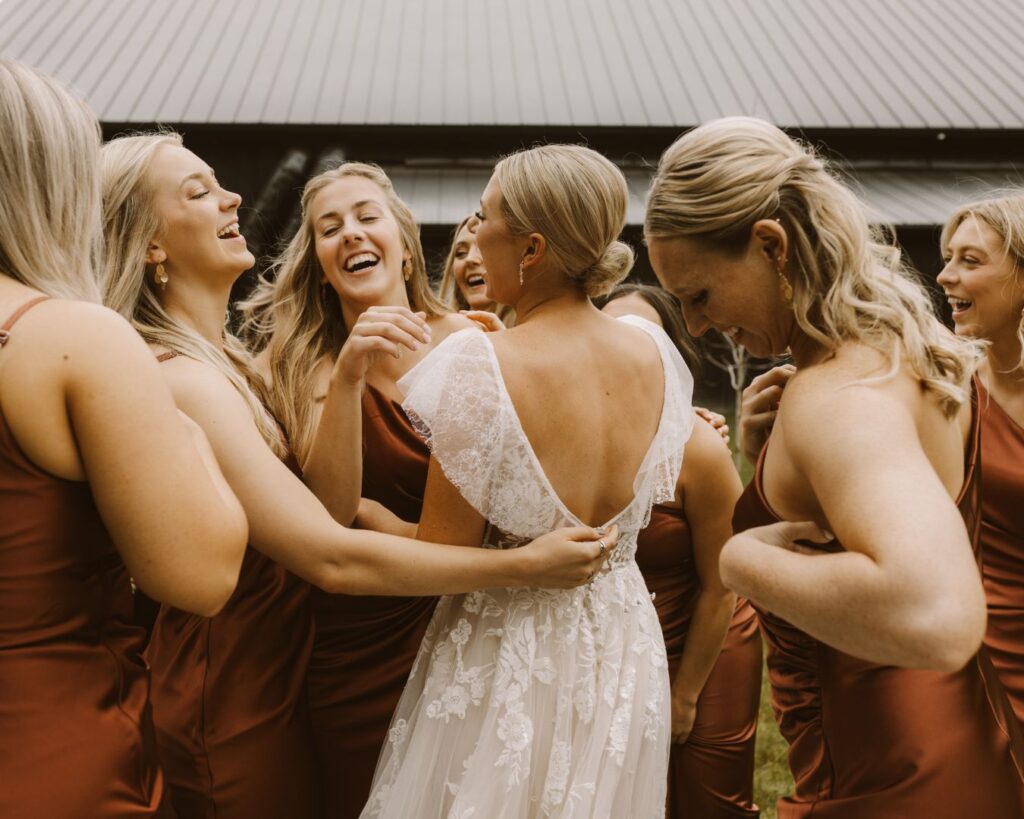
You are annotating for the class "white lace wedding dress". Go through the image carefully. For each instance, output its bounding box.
[360,316,694,819]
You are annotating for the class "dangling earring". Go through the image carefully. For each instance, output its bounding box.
[777,257,793,302]
[402,258,412,282]
[519,261,525,286]
[154,262,169,290]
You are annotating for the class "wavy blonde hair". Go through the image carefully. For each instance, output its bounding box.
[493,145,634,297]
[437,215,516,325]
[646,116,980,416]
[0,59,102,301]
[240,162,446,461]
[941,192,1024,371]
[100,132,285,455]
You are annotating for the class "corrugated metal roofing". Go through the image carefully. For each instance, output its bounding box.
[3,0,1024,128]
[388,165,1024,227]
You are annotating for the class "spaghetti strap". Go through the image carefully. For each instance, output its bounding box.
[0,295,49,348]
[155,350,179,363]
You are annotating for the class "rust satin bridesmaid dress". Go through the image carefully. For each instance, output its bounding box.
[145,368,317,819]
[978,379,1024,728]
[0,297,172,818]
[307,384,436,818]
[732,390,1024,818]
[637,503,761,818]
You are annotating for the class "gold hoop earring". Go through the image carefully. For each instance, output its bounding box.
[154,262,169,290]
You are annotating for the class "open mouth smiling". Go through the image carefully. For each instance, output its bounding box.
[344,252,380,273]
[217,221,241,240]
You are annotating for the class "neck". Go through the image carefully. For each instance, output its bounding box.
[338,282,412,332]
[512,280,590,325]
[161,272,230,347]
[982,328,1024,392]
[786,324,828,368]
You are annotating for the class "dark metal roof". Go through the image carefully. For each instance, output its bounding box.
[4,0,1024,128]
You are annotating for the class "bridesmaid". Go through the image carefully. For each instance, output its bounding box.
[939,194,1024,726]
[603,284,761,818]
[0,61,247,817]
[437,214,516,327]
[645,116,1024,817]
[240,164,488,818]
[103,137,618,819]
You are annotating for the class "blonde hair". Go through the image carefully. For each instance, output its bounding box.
[100,132,285,455]
[646,116,980,416]
[492,145,634,297]
[240,162,446,461]
[437,215,516,325]
[0,59,102,301]
[941,192,1024,371]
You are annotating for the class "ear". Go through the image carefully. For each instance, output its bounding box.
[751,219,787,267]
[521,232,547,270]
[145,242,166,266]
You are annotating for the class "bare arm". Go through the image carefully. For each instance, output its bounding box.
[162,358,616,595]
[353,498,417,538]
[303,306,431,525]
[721,371,985,671]
[1,301,247,616]
[670,419,741,743]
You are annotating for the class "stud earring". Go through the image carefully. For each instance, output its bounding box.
[154,262,168,289]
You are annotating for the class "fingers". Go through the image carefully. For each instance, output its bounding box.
[744,365,795,403]
[460,310,507,332]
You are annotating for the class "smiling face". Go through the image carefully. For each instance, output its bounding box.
[938,217,1024,346]
[468,176,531,306]
[647,229,795,358]
[310,176,411,310]
[146,144,254,281]
[450,223,491,309]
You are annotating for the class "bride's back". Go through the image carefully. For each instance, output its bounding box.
[489,310,666,528]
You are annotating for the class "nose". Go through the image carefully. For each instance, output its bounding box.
[466,242,483,265]
[221,187,242,211]
[341,218,365,243]
[936,261,957,287]
[680,304,710,338]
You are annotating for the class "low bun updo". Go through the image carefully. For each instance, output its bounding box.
[492,144,633,297]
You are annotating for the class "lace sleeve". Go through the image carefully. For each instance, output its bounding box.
[398,328,505,519]
[616,315,696,512]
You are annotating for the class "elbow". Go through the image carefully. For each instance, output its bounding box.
[904,596,986,672]
[718,536,750,597]
[309,552,374,596]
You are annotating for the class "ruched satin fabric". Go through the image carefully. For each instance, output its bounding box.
[978,380,1024,730]
[0,300,172,818]
[731,390,1024,818]
[307,384,436,818]
[146,451,317,819]
[637,503,761,818]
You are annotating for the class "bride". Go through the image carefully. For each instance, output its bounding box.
[361,145,694,818]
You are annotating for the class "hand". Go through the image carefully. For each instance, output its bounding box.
[333,306,432,386]
[730,520,835,557]
[670,695,697,744]
[738,365,795,465]
[460,309,506,333]
[694,407,730,445]
[515,524,620,588]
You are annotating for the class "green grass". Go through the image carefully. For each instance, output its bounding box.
[753,656,792,818]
